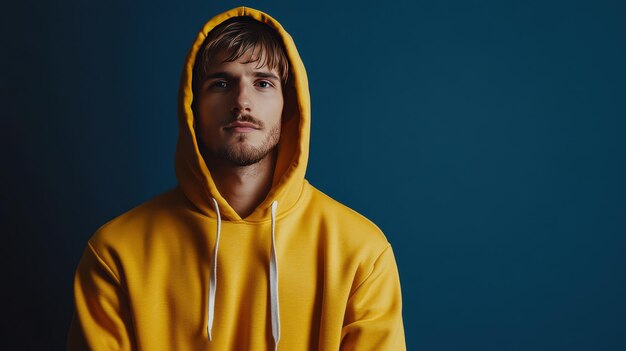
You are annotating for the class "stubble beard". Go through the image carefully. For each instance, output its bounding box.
[218,122,281,167]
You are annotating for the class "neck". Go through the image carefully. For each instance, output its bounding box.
[203,150,277,219]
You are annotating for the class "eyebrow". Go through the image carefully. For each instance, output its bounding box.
[204,71,280,81]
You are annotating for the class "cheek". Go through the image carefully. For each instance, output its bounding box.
[268,97,284,122]
[197,98,225,129]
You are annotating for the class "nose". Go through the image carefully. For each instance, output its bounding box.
[231,82,253,114]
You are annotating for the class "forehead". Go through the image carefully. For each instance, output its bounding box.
[205,47,279,74]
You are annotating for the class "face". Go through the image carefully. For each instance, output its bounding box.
[195,49,284,167]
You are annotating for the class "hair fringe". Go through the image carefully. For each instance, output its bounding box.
[193,17,290,93]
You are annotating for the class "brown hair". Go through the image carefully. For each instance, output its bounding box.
[192,16,290,96]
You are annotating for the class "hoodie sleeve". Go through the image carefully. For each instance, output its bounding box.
[340,245,407,351]
[67,242,137,351]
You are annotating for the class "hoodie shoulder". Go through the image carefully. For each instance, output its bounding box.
[87,188,192,258]
[304,182,390,249]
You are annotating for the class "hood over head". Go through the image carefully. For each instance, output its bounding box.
[175,6,310,222]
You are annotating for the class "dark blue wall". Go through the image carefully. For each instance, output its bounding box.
[3,0,625,349]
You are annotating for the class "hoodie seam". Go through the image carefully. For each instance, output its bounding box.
[348,244,391,299]
[241,180,310,223]
[87,241,122,285]
[194,181,310,225]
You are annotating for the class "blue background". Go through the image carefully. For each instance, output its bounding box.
[3,0,625,349]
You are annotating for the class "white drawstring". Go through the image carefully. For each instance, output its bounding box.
[207,198,222,341]
[269,200,280,351]
[206,199,281,351]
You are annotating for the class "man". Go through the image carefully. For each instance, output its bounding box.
[68,6,406,351]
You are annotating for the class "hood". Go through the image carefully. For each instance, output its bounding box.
[175,6,310,222]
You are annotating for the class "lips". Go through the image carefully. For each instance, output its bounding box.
[225,121,260,129]
[224,121,260,133]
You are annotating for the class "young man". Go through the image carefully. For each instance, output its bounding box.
[68,6,406,351]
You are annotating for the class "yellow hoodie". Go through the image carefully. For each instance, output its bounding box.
[68,6,406,351]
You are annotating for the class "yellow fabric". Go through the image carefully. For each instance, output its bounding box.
[68,6,406,351]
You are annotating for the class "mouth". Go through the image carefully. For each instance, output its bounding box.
[224,121,261,133]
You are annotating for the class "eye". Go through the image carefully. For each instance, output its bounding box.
[205,80,228,91]
[211,80,228,89]
[257,80,273,88]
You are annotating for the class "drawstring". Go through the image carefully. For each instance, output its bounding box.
[207,198,222,341]
[207,198,281,351]
[269,200,280,351]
